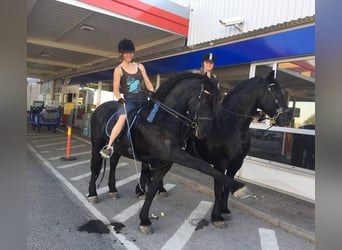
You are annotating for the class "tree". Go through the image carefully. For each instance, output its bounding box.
[303,113,315,125]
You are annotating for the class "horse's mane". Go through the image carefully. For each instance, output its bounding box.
[153,72,205,101]
[221,76,264,106]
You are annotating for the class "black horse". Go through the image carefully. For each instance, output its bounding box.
[191,70,293,227]
[87,73,247,234]
[135,70,292,228]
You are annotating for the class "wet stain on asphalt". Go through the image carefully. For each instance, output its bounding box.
[110,222,126,234]
[78,220,109,234]
[195,219,209,231]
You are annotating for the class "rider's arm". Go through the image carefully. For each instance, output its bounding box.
[113,67,122,100]
[139,63,155,92]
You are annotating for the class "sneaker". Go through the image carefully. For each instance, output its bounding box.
[100,145,113,159]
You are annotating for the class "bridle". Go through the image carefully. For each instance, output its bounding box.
[221,80,287,124]
[263,81,286,123]
[149,83,214,134]
[192,83,214,127]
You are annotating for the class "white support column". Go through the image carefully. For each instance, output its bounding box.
[96,81,102,106]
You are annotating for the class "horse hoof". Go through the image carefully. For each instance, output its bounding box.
[87,195,98,204]
[108,192,119,199]
[213,220,227,229]
[139,225,153,235]
[158,191,168,198]
[233,186,251,199]
[222,213,232,221]
[137,193,146,200]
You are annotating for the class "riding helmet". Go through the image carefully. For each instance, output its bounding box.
[118,38,135,53]
[202,53,216,63]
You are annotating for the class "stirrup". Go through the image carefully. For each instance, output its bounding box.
[99,145,113,159]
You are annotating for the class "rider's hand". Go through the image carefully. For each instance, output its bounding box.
[118,98,126,105]
[148,91,154,99]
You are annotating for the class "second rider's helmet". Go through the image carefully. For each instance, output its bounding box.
[118,38,135,53]
[202,53,216,63]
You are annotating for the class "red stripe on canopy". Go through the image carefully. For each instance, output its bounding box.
[81,0,189,36]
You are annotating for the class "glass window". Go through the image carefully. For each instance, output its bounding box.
[248,58,315,171]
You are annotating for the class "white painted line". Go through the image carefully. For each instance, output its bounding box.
[111,184,176,222]
[56,144,88,150]
[31,138,64,143]
[48,151,91,160]
[70,162,130,181]
[36,141,74,148]
[95,173,140,195]
[27,134,61,139]
[259,228,279,250]
[56,128,91,145]
[117,162,129,167]
[113,200,145,223]
[163,183,176,191]
[57,160,90,169]
[70,169,103,181]
[27,142,139,250]
[27,133,44,136]
[161,200,213,250]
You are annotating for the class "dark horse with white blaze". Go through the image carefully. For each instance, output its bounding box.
[87,73,247,234]
[191,70,293,227]
[133,70,292,228]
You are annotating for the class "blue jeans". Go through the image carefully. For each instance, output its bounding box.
[116,96,147,116]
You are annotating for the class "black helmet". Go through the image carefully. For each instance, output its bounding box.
[118,38,135,53]
[202,53,216,63]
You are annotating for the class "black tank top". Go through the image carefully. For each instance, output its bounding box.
[120,64,146,98]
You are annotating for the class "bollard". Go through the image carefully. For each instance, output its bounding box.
[61,125,76,161]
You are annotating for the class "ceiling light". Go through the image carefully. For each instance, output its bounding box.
[80,25,95,32]
[40,52,51,58]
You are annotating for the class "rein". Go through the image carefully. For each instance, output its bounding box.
[150,83,212,128]
[153,99,196,127]
[221,81,285,125]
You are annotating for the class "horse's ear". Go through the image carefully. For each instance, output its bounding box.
[266,70,275,81]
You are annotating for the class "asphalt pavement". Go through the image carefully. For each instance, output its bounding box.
[28,124,315,245]
[27,151,128,250]
[60,125,315,243]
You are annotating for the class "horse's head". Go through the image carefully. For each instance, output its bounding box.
[188,75,218,139]
[261,70,293,126]
[153,73,217,139]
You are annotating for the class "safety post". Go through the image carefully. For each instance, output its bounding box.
[61,125,76,161]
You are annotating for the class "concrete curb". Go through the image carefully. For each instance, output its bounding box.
[168,172,315,243]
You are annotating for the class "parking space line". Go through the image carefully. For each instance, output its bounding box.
[31,138,65,143]
[56,144,88,150]
[27,142,139,250]
[27,134,61,139]
[117,162,130,167]
[259,228,279,250]
[56,160,90,169]
[95,173,140,196]
[36,141,75,148]
[70,169,103,181]
[49,151,91,160]
[161,200,212,250]
[112,200,145,222]
[111,184,176,223]
[70,162,130,181]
